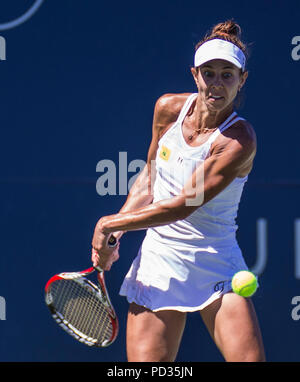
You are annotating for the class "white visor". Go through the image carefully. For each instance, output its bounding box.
[194,38,246,71]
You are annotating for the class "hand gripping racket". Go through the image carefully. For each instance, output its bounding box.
[45,266,118,347]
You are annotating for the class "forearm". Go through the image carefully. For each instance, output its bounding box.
[111,165,154,240]
[119,187,154,214]
[99,195,188,234]
[92,169,156,268]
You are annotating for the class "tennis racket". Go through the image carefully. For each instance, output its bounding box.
[44,265,118,347]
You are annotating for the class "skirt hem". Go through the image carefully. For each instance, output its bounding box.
[119,282,234,313]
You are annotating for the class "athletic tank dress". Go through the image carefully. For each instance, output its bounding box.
[119,93,250,312]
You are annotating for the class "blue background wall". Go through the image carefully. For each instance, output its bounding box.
[0,0,299,362]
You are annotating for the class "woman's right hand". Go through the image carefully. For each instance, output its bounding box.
[91,244,120,271]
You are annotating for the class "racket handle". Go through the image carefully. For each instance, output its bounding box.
[107,234,118,248]
[94,265,104,273]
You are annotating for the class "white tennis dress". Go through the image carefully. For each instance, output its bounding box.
[119,93,250,312]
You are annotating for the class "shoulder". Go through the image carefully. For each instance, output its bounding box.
[212,119,257,158]
[153,93,193,138]
[155,93,192,114]
[209,119,257,177]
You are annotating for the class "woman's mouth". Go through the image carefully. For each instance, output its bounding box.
[208,95,224,101]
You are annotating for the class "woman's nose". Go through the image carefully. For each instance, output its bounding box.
[211,76,223,88]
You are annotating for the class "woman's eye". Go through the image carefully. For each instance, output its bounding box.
[204,71,213,77]
[223,72,232,79]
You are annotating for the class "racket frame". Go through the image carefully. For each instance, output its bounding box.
[45,266,118,347]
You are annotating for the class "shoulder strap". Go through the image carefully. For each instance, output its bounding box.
[219,116,245,134]
[205,111,238,146]
[206,115,246,149]
[176,93,198,124]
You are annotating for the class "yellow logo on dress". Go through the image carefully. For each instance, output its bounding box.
[159,145,171,161]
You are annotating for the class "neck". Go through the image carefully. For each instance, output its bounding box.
[191,96,234,134]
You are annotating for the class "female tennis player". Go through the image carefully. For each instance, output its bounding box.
[91,20,265,362]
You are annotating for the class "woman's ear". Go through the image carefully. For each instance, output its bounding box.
[239,70,248,91]
[191,67,199,88]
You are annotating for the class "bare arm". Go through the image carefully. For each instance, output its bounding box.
[94,121,256,236]
[111,93,188,240]
[91,93,189,268]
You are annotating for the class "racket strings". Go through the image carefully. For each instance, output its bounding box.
[49,278,113,343]
[54,279,112,341]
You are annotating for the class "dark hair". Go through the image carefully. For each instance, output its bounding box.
[195,19,249,72]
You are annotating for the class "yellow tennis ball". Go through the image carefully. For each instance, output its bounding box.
[231,270,258,297]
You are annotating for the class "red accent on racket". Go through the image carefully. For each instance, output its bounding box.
[45,266,118,347]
